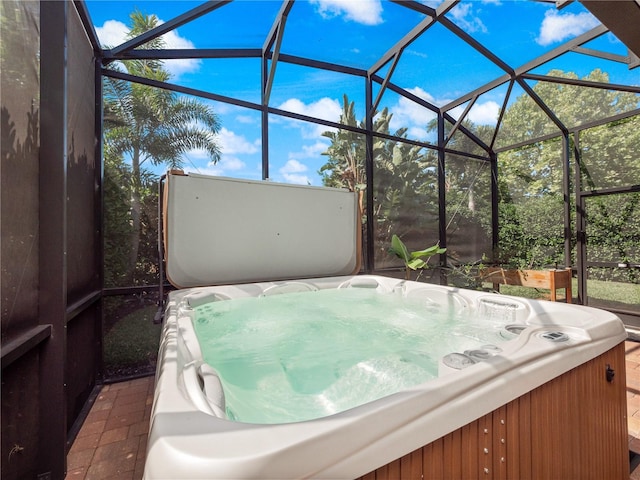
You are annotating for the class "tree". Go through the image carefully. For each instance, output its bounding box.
[103,10,221,285]
[319,95,367,191]
[319,70,639,277]
[496,69,640,269]
[499,69,639,197]
[424,119,494,265]
[320,95,437,269]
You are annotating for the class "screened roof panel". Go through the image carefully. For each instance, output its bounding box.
[103,57,263,105]
[581,31,637,59]
[443,0,602,71]
[170,1,281,49]
[373,88,437,145]
[528,51,640,89]
[524,76,640,130]
[493,80,562,150]
[270,62,366,121]
[89,0,282,50]
[390,22,506,108]
[278,0,426,70]
[446,81,509,149]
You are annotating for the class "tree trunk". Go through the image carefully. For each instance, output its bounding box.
[127,150,142,285]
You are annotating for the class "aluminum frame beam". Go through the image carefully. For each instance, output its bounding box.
[262,0,294,106]
[108,1,230,57]
[522,72,640,94]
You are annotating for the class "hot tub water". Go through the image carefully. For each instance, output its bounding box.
[193,287,512,423]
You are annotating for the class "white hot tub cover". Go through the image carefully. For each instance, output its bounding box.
[163,171,361,287]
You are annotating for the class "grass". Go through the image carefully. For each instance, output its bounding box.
[104,304,162,377]
[495,277,640,311]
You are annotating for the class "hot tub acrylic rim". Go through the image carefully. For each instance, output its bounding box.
[144,275,627,480]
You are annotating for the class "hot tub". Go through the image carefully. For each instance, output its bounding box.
[147,172,628,478]
[143,274,627,479]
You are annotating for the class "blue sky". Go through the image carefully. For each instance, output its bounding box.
[87,0,640,185]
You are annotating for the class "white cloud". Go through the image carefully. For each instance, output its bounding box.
[450,101,500,125]
[468,101,500,124]
[449,3,487,34]
[95,20,128,47]
[215,127,260,155]
[184,147,211,161]
[388,86,438,138]
[185,155,250,177]
[283,173,312,185]
[285,141,330,161]
[94,18,200,78]
[407,126,430,140]
[420,0,444,8]
[276,97,342,138]
[213,156,246,171]
[311,0,383,25]
[537,10,600,46]
[180,146,243,174]
[183,128,259,178]
[279,160,312,185]
[160,29,201,78]
[280,159,307,174]
[302,141,330,158]
[277,97,342,123]
[386,86,499,139]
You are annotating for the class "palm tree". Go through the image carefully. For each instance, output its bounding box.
[320,95,438,269]
[103,10,221,284]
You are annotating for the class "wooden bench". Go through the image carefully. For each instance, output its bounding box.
[480,267,572,303]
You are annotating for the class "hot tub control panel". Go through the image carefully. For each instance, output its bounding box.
[539,331,570,342]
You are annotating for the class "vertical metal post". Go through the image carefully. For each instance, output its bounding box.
[437,113,447,283]
[95,55,104,379]
[39,0,68,477]
[155,174,166,324]
[561,132,572,268]
[490,151,499,256]
[261,53,269,180]
[574,131,587,305]
[364,76,375,272]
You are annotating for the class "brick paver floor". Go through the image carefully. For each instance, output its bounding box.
[65,376,154,480]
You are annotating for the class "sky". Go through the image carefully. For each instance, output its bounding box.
[86,0,640,185]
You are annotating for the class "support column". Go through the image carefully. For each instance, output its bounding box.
[437,114,447,283]
[39,1,68,478]
[364,76,375,272]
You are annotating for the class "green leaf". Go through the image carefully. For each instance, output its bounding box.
[407,258,427,270]
[410,245,446,259]
[389,234,410,263]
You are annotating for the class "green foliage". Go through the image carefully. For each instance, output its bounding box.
[319,68,639,282]
[389,234,445,280]
[495,69,640,272]
[103,304,162,377]
[102,10,221,285]
[320,95,440,268]
[103,156,159,287]
[585,193,640,283]
[580,115,640,191]
[496,189,565,269]
[319,95,367,191]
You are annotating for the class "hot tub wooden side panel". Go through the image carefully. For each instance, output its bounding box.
[357,342,628,480]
